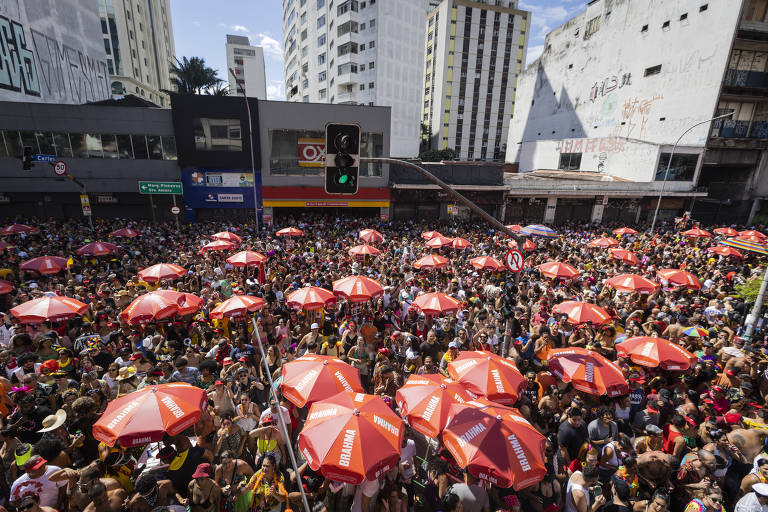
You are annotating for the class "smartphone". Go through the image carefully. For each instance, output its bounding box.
[593,482,603,497]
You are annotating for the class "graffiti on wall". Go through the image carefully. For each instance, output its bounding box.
[589,72,632,102]
[614,93,664,139]
[556,136,627,154]
[0,15,109,103]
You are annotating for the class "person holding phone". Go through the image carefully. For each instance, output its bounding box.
[245,455,287,512]
[564,465,605,512]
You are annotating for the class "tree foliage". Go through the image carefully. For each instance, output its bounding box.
[419,148,457,162]
[169,57,222,95]
[735,272,768,304]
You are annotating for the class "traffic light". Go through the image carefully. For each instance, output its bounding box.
[22,146,33,170]
[324,123,360,195]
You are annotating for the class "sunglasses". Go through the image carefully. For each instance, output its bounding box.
[18,502,35,511]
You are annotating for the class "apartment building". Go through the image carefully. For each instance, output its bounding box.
[226,35,267,99]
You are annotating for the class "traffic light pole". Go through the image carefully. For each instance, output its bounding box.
[64,173,94,230]
[361,157,524,356]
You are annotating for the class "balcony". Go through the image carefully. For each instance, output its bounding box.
[711,119,768,139]
[724,68,768,89]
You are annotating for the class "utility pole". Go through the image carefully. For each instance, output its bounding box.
[228,68,260,234]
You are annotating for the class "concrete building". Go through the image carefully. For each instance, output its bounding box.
[225,35,267,99]
[98,0,175,107]
[423,0,529,161]
[0,0,111,104]
[506,0,768,225]
[281,0,427,157]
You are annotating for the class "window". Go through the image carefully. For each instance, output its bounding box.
[338,21,358,36]
[662,20,670,29]
[559,152,581,170]
[302,78,308,88]
[300,12,307,24]
[360,84,365,90]
[360,23,365,30]
[319,70,327,81]
[369,40,375,48]
[317,0,325,7]
[746,0,768,21]
[193,118,243,151]
[85,134,103,158]
[369,61,374,69]
[369,18,375,28]
[102,135,118,158]
[361,1,366,7]
[113,134,131,159]
[360,64,365,71]
[360,43,365,50]
[641,24,648,32]
[303,95,309,102]
[338,63,358,74]
[319,88,327,99]
[318,34,326,46]
[644,64,662,76]
[147,135,163,160]
[318,15,326,28]
[337,1,359,16]
[301,29,307,41]
[301,46,308,57]
[338,42,358,55]
[680,12,688,21]
[104,39,111,54]
[368,82,374,88]
[53,132,73,158]
[318,53,326,64]
[655,153,698,181]
[584,16,600,38]
[700,4,708,11]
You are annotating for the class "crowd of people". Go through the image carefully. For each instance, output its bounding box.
[0,214,766,512]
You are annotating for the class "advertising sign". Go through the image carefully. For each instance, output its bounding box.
[298,138,325,167]
[182,168,261,210]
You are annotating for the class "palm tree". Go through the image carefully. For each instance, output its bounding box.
[206,83,230,96]
[169,56,222,95]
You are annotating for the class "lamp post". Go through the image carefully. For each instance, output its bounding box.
[228,68,260,233]
[649,112,733,232]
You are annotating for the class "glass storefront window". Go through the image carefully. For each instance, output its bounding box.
[116,134,133,159]
[193,118,242,151]
[269,129,384,176]
[85,133,103,158]
[161,135,177,160]
[20,131,38,154]
[102,135,118,159]
[52,133,72,158]
[3,130,22,158]
[147,135,163,160]
[655,153,699,181]
[0,131,7,158]
[132,135,149,159]
[35,131,55,155]
[70,134,88,158]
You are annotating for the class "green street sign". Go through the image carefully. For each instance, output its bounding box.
[138,181,183,195]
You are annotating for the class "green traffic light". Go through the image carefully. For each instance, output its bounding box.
[338,174,349,184]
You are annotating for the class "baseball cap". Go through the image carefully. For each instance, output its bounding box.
[448,341,459,349]
[754,483,768,497]
[311,323,319,329]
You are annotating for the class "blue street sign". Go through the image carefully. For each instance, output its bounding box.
[32,154,56,163]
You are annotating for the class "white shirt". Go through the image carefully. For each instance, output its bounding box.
[259,406,291,426]
[400,438,416,479]
[11,465,67,507]
[0,323,13,347]
[735,492,768,512]
[351,478,380,512]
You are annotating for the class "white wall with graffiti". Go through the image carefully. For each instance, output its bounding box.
[507,0,743,181]
[0,0,110,104]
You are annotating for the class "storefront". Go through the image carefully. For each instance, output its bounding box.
[262,187,390,224]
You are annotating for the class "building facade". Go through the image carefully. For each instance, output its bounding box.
[0,0,111,104]
[98,0,175,107]
[281,0,427,157]
[225,35,267,99]
[506,0,765,225]
[423,0,529,161]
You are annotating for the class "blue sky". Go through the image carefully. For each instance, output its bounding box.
[169,0,584,100]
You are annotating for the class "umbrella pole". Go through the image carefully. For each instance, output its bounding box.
[250,315,311,512]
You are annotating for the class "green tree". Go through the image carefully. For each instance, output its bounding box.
[419,148,457,162]
[735,273,768,304]
[169,57,222,95]
[420,122,431,152]
[206,83,230,96]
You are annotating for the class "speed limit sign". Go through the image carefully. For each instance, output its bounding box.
[53,161,67,176]
[505,249,524,273]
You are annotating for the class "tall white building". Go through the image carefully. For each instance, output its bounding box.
[281,0,428,157]
[98,0,175,107]
[423,0,529,161]
[226,35,267,99]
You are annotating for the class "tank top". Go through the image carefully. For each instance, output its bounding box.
[663,425,682,454]
[614,402,631,421]
[565,473,590,512]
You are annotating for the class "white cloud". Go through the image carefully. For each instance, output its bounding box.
[192,20,201,27]
[526,45,544,66]
[231,25,249,33]
[253,33,283,59]
[218,23,227,28]
[267,81,285,101]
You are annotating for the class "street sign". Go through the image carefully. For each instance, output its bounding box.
[170,206,181,215]
[80,194,92,217]
[32,154,56,163]
[53,161,67,175]
[505,249,524,273]
[138,181,183,195]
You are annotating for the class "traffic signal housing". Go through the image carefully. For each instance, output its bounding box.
[324,123,360,195]
[22,146,33,170]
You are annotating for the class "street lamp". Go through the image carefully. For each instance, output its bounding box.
[228,67,260,233]
[649,112,734,232]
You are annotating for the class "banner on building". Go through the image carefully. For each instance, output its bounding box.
[298,138,325,167]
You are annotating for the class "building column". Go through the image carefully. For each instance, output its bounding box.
[748,198,762,225]
[544,197,557,224]
[591,196,606,224]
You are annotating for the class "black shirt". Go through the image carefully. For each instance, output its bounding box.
[558,419,588,462]
[419,340,441,363]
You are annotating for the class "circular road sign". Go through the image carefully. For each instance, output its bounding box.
[53,161,67,175]
[170,206,181,215]
[505,249,524,273]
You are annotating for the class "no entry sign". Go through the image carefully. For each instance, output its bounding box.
[505,249,524,273]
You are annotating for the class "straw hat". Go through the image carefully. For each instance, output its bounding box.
[38,409,67,433]
[116,366,137,381]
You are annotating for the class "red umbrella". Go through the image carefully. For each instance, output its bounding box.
[588,237,619,248]
[10,296,88,324]
[605,274,659,294]
[707,246,743,259]
[359,229,384,244]
[713,227,738,237]
[333,276,384,303]
[211,231,242,244]
[226,250,268,267]
[109,227,140,238]
[298,391,404,484]
[151,290,204,316]
[77,242,119,256]
[612,227,638,236]
[547,348,629,397]
[413,254,449,270]
[348,244,382,257]
[537,261,579,279]
[200,240,236,253]
[276,227,305,237]
[609,248,640,266]
[739,230,767,240]
[410,292,461,316]
[681,228,712,238]
[425,235,453,248]
[0,280,13,295]
[657,269,702,290]
[0,224,36,235]
[552,301,612,326]
[210,295,265,319]
[19,256,68,275]
[421,230,443,240]
[137,263,186,283]
[735,234,765,243]
[395,374,476,438]
[93,383,207,447]
[508,239,537,251]
[505,225,523,233]
[119,291,184,324]
[616,337,696,371]
[447,351,525,405]
[451,237,472,250]
[281,355,363,407]
[286,286,337,311]
[0,240,15,252]
[470,256,504,271]
[441,398,547,489]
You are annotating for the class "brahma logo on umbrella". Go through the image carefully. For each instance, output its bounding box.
[507,434,532,471]
[457,422,486,447]
[309,408,337,421]
[160,396,185,418]
[106,400,141,429]
[453,359,478,373]
[334,371,355,392]
[295,369,320,392]
[373,414,400,437]
[339,429,356,467]
[422,396,440,423]
[491,369,505,394]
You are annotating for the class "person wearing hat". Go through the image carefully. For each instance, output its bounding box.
[298,323,322,353]
[736,482,768,512]
[115,366,138,398]
[37,409,67,441]
[125,472,175,510]
[10,455,66,509]
[187,463,221,512]
[137,366,166,389]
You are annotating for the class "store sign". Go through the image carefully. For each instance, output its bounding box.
[298,138,325,167]
[306,201,347,207]
[217,194,244,203]
[96,195,118,204]
[204,173,254,188]
[182,167,262,210]
[80,194,92,216]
